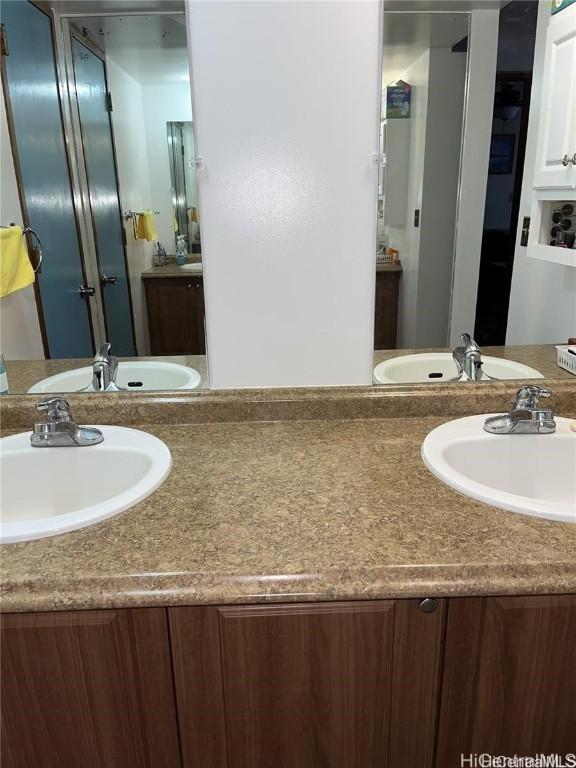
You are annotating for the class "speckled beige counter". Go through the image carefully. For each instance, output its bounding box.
[141,255,202,278]
[1,385,575,612]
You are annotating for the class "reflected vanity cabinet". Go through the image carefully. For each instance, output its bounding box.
[2,594,576,768]
[143,274,206,355]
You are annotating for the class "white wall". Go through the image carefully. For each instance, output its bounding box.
[0,80,45,362]
[415,46,467,347]
[506,0,576,345]
[141,84,193,249]
[107,58,155,356]
[449,9,499,345]
[107,58,195,355]
[187,1,380,388]
[389,50,430,349]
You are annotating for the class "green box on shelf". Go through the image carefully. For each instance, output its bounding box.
[386,81,411,119]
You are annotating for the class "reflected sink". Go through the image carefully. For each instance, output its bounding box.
[28,360,201,393]
[0,426,171,543]
[373,353,543,384]
[180,262,202,272]
[422,415,576,522]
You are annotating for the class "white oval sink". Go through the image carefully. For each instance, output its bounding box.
[180,262,202,272]
[28,360,201,393]
[373,353,543,384]
[0,426,171,543]
[422,415,576,522]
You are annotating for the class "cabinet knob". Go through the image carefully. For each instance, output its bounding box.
[562,154,570,167]
[419,598,438,613]
[79,285,96,298]
[572,154,576,166]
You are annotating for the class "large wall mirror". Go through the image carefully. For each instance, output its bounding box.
[372,2,575,386]
[1,0,207,393]
[1,0,574,394]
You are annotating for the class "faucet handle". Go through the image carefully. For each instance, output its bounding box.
[35,397,72,422]
[514,385,551,410]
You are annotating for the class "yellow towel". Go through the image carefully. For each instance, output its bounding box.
[0,226,35,298]
[136,211,158,242]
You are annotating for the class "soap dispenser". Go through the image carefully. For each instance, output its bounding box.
[176,235,187,267]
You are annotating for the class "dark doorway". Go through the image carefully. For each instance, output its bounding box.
[474,1,538,346]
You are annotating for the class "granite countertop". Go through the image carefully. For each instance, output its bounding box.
[141,259,402,278]
[2,410,575,613]
[141,256,203,278]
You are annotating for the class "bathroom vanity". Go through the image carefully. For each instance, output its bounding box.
[4,596,575,767]
[1,383,575,767]
[142,264,206,356]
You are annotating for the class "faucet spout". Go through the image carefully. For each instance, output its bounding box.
[452,333,482,381]
[92,342,118,391]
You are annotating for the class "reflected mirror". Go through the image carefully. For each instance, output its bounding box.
[372,3,575,386]
[0,0,207,393]
[167,121,201,253]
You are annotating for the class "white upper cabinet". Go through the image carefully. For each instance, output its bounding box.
[533,4,576,190]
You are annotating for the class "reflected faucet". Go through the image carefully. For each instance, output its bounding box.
[452,333,483,381]
[30,398,103,447]
[92,342,118,392]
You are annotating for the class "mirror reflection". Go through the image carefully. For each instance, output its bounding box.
[372,3,574,386]
[0,1,207,392]
[1,1,574,394]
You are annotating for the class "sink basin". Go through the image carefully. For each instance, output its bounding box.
[422,414,576,522]
[180,263,202,272]
[373,353,543,384]
[28,360,201,393]
[0,426,171,543]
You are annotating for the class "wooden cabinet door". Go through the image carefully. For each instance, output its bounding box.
[169,599,445,768]
[374,271,400,349]
[184,277,206,355]
[436,595,576,761]
[1,608,181,768]
[533,4,576,190]
[145,277,205,355]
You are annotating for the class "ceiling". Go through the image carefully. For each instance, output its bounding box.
[70,13,189,85]
[382,13,470,84]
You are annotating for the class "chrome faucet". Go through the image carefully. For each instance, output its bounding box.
[30,398,103,447]
[452,333,483,381]
[483,386,556,435]
[92,342,118,391]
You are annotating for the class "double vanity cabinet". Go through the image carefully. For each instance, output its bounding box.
[2,593,575,767]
